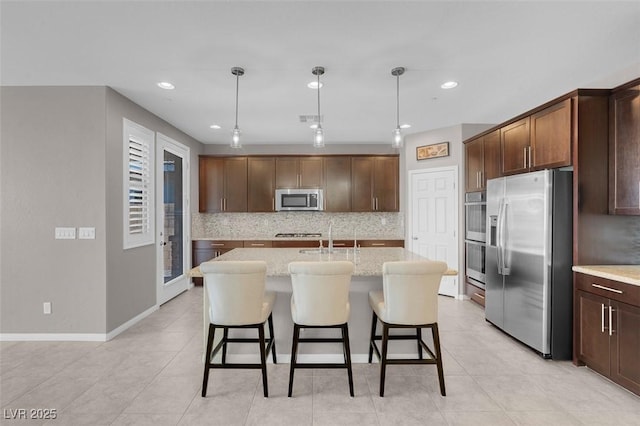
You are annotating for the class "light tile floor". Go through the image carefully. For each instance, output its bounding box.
[1,287,639,425]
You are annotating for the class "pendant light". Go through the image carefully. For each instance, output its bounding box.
[230,67,244,149]
[312,66,325,148]
[391,67,405,149]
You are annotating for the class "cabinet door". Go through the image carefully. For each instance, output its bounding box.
[351,157,375,212]
[483,130,501,183]
[530,98,572,170]
[324,156,351,212]
[299,157,323,188]
[577,290,610,376]
[275,157,299,188]
[199,157,224,212]
[611,300,640,395]
[501,117,530,175]
[609,85,640,215]
[465,138,484,192]
[248,157,275,212]
[223,157,247,212]
[374,157,399,211]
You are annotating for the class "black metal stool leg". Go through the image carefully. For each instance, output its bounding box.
[432,324,446,396]
[379,324,389,397]
[342,324,355,397]
[222,327,229,364]
[416,327,423,359]
[368,311,377,363]
[202,324,216,397]
[267,313,277,364]
[258,324,268,397]
[288,324,300,397]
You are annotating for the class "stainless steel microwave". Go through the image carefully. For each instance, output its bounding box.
[275,189,324,211]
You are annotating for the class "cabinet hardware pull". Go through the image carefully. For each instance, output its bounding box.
[527,146,532,168]
[211,243,224,247]
[333,243,346,246]
[592,284,623,294]
[523,147,527,169]
[473,292,485,300]
[371,243,385,246]
[480,171,483,188]
[609,307,615,336]
[272,198,275,210]
[251,243,265,246]
[220,199,223,211]
[601,303,606,333]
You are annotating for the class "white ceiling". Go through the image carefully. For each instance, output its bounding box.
[2,1,639,145]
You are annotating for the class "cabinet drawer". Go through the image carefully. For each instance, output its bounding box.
[575,272,640,306]
[192,240,243,250]
[243,240,273,248]
[359,240,404,248]
[466,280,486,307]
[323,239,354,248]
[272,240,319,248]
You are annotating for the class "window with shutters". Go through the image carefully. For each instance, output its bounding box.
[123,119,155,249]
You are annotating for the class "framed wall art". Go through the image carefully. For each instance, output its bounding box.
[416,141,449,160]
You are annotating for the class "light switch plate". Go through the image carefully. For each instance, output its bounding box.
[55,227,76,239]
[78,227,96,239]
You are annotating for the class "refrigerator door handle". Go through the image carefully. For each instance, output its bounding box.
[499,199,510,275]
[496,198,504,274]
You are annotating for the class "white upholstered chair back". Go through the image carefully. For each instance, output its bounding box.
[381,261,447,325]
[201,260,268,326]
[288,261,354,326]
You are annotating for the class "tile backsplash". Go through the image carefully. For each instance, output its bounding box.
[192,212,405,240]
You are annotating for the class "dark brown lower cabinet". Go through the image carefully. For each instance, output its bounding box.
[191,240,243,285]
[575,272,640,396]
[465,279,485,307]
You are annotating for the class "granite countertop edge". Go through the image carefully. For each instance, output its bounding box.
[572,265,640,287]
[192,236,404,241]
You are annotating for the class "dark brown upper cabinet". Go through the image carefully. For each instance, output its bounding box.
[465,129,501,192]
[275,157,323,189]
[199,156,247,213]
[324,156,352,212]
[530,98,572,170]
[609,82,640,215]
[351,156,399,212]
[248,157,276,212]
[501,117,531,175]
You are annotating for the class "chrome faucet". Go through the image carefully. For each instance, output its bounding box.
[328,223,333,253]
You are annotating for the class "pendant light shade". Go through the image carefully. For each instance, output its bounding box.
[391,67,405,149]
[230,67,244,149]
[312,66,325,148]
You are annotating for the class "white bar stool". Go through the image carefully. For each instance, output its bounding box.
[368,260,448,397]
[200,260,276,398]
[287,261,355,397]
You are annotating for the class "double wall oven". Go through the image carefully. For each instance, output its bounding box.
[465,191,486,289]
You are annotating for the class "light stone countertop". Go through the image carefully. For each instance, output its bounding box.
[572,265,640,287]
[192,235,404,241]
[190,247,457,277]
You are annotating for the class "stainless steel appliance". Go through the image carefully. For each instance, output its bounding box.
[465,191,486,289]
[485,170,573,359]
[275,189,323,211]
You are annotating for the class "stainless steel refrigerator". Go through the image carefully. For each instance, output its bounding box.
[485,169,573,359]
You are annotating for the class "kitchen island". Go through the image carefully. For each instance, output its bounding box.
[191,247,456,362]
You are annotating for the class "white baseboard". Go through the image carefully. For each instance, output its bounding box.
[0,304,159,342]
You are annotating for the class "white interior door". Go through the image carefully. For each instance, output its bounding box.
[409,167,459,297]
[156,133,191,305]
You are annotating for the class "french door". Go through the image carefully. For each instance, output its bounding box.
[156,133,190,305]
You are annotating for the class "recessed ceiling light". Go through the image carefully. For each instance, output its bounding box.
[209,124,221,129]
[157,81,175,90]
[307,81,324,89]
[441,81,458,89]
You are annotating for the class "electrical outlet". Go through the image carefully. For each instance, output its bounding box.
[55,227,76,239]
[43,302,52,314]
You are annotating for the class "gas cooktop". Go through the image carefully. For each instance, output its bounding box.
[275,233,322,238]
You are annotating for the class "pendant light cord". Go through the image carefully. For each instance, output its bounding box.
[396,74,400,128]
[235,73,240,128]
[317,72,321,125]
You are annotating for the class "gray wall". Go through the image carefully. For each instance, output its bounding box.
[0,86,203,335]
[1,87,108,333]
